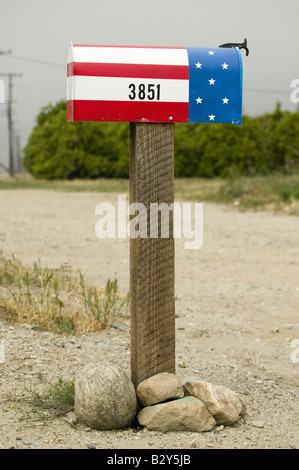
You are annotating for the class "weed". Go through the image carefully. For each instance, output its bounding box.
[25,378,74,416]
[0,252,129,335]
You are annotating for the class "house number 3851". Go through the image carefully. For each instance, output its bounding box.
[128,83,161,101]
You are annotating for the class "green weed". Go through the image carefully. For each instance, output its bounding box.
[25,378,75,416]
[0,252,129,334]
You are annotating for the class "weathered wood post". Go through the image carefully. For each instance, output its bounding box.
[67,41,245,387]
[129,122,175,386]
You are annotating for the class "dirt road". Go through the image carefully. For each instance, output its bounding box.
[0,189,298,449]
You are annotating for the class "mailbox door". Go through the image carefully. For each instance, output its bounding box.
[186,47,242,125]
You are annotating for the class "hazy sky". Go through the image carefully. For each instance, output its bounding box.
[0,0,298,168]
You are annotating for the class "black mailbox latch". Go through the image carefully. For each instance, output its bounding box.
[219,38,249,56]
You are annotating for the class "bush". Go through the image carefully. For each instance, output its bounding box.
[23,100,299,179]
[23,101,129,179]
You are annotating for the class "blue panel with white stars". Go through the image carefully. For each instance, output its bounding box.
[187,47,243,124]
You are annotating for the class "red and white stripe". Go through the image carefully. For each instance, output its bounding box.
[67,44,189,122]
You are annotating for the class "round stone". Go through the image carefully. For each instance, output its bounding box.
[75,362,137,430]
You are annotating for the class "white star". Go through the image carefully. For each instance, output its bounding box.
[208,50,215,55]
[222,63,229,69]
[222,97,229,104]
[195,62,202,69]
[209,78,216,85]
[209,114,215,121]
[196,97,203,104]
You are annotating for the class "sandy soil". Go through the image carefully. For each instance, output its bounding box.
[0,189,298,450]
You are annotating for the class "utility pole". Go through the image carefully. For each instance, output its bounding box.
[0,72,22,177]
[15,133,22,173]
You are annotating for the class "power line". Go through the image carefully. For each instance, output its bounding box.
[2,52,294,95]
[7,54,65,68]
[4,55,298,90]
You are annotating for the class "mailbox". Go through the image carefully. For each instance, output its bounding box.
[67,43,243,124]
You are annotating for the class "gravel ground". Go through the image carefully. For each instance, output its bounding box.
[0,189,298,450]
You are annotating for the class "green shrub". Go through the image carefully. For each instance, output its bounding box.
[23,100,299,179]
[23,101,129,179]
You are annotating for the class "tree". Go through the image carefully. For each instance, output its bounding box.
[23,100,129,179]
[23,100,299,179]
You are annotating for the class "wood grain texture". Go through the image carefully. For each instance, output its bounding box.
[129,122,175,387]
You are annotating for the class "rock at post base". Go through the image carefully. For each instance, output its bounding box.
[136,372,184,406]
[183,379,246,426]
[75,362,137,430]
[137,396,216,432]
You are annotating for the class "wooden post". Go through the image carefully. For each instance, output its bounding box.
[129,122,175,387]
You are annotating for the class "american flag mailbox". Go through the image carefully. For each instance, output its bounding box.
[67,43,244,124]
[67,40,248,386]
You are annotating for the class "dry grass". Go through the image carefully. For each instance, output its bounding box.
[1,172,299,214]
[0,174,129,193]
[174,175,299,215]
[0,252,129,335]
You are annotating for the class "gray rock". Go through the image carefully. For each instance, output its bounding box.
[183,379,246,426]
[111,322,130,332]
[136,372,184,406]
[177,361,187,368]
[75,362,137,430]
[250,420,265,428]
[23,440,32,446]
[64,411,78,426]
[137,396,216,432]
